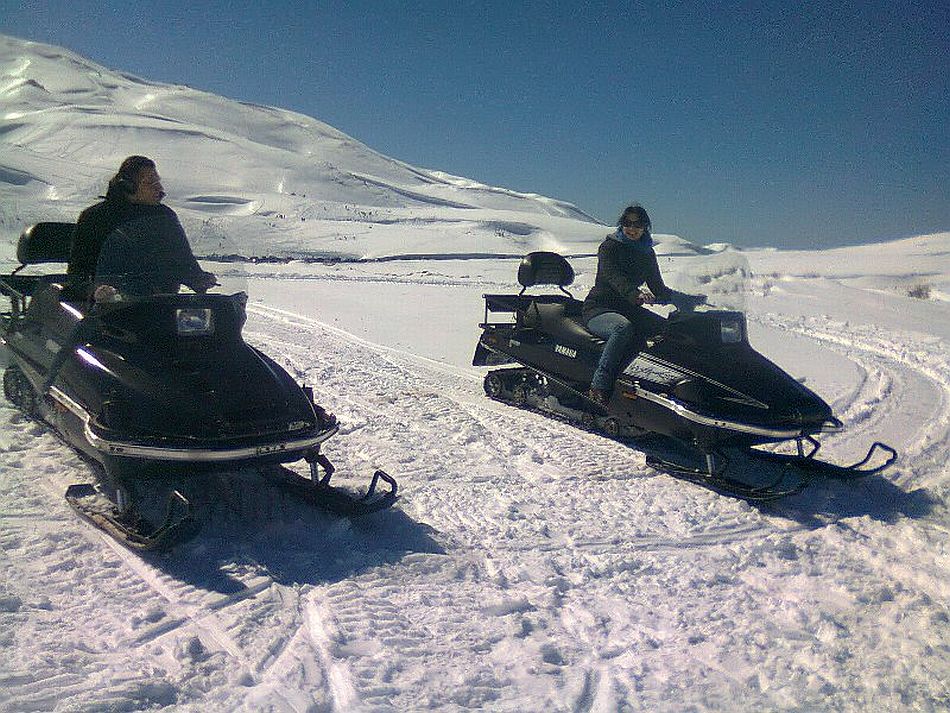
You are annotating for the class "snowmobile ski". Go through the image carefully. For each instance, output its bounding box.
[743,439,897,479]
[644,439,896,501]
[65,483,200,552]
[262,451,398,517]
[642,456,810,501]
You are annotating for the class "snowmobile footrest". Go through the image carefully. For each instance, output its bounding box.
[65,483,200,551]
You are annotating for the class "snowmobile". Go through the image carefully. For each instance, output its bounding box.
[1,222,397,550]
[473,251,897,500]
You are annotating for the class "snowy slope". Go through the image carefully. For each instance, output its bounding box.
[1,35,949,712]
[0,33,606,262]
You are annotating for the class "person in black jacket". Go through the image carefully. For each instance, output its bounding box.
[582,205,703,406]
[43,157,215,393]
[67,155,215,301]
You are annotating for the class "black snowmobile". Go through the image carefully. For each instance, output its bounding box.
[1,222,397,550]
[473,251,896,499]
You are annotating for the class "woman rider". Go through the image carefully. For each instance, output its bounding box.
[582,204,703,407]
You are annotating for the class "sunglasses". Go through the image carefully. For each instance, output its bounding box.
[623,219,649,229]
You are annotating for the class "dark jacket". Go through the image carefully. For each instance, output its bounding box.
[94,206,207,296]
[582,231,673,323]
[67,190,208,297]
[67,191,177,296]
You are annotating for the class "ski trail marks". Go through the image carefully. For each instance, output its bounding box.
[240,301,950,710]
[242,304,812,708]
[0,405,347,711]
[2,292,947,710]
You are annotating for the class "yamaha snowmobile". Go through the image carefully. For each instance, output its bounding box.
[473,251,896,500]
[1,222,397,550]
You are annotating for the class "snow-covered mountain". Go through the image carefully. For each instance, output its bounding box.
[0,33,620,261]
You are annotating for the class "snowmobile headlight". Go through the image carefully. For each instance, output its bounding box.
[176,308,214,336]
[720,318,743,344]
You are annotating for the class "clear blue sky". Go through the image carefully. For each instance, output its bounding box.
[3,1,947,248]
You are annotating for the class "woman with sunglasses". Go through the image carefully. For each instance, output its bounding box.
[582,204,703,407]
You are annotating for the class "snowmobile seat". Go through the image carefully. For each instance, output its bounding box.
[511,252,604,348]
[521,300,604,349]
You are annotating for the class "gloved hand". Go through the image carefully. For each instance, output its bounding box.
[192,271,218,294]
[670,292,707,311]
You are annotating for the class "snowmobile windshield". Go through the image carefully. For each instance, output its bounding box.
[660,246,751,314]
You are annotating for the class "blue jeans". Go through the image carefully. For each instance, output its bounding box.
[586,310,661,391]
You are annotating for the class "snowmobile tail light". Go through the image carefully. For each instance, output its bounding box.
[176,308,214,336]
[720,318,743,344]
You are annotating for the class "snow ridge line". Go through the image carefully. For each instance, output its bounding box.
[246,301,481,384]
[236,266,515,288]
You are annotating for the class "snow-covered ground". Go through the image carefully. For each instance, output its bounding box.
[2,35,949,712]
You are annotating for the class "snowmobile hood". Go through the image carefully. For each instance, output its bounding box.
[53,293,322,447]
[625,344,835,432]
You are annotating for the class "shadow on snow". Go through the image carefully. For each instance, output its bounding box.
[135,470,445,594]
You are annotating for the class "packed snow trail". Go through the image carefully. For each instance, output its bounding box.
[0,297,947,711]
[241,302,950,711]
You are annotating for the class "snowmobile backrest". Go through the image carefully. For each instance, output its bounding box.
[517,252,575,295]
[479,253,576,326]
[16,222,75,266]
[2,223,74,312]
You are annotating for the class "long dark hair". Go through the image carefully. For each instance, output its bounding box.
[617,204,651,230]
[106,155,156,199]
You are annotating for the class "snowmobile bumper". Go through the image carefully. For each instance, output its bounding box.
[629,387,840,441]
[49,385,335,464]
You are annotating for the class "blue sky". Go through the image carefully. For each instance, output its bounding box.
[3,1,947,248]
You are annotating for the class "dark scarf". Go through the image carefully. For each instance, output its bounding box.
[610,226,654,253]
